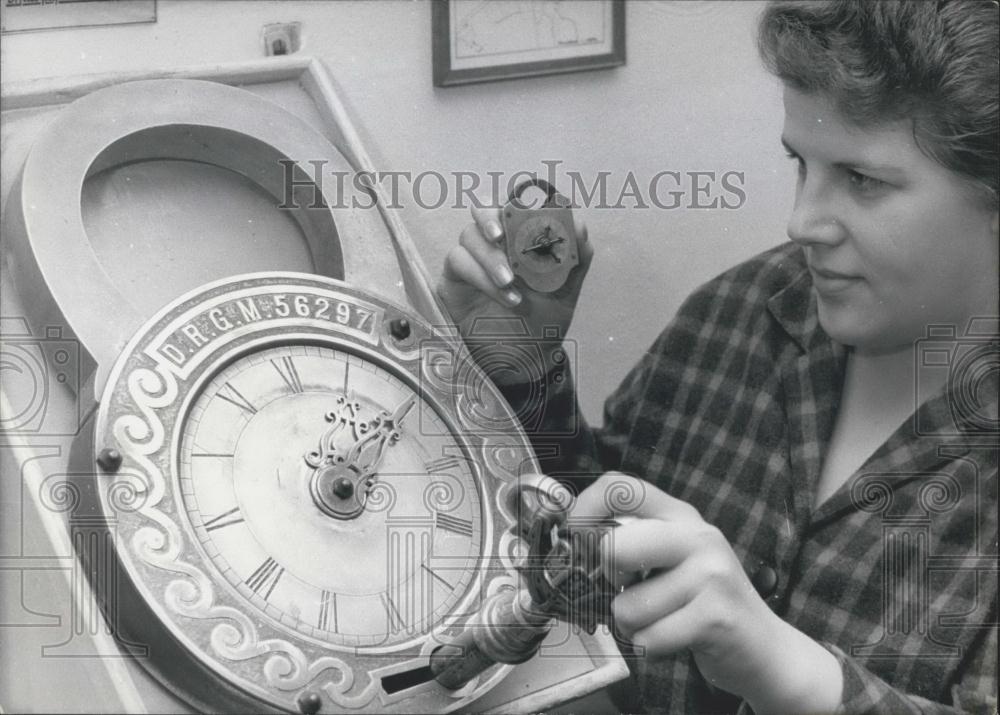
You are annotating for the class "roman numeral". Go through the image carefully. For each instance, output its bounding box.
[191,452,233,458]
[271,356,303,393]
[424,456,461,474]
[421,563,454,590]
[217,383,257,415]
[247,557,284,599]
[381,592,404,633]
[435,512,474,537]
[203,506,244,532]
[317,590,336,631]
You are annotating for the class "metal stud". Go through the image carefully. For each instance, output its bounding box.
[389,318,411,341]
[296,691,322,714]
[332,477,354,500]
[97,448,122,473]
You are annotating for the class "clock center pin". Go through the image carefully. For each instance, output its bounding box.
[310,463,367,519]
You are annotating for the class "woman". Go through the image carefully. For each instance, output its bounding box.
[436,1,998,713]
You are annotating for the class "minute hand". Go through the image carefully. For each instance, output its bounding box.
[345,395,416,477]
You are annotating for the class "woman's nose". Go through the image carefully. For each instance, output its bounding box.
[786,179,846,246]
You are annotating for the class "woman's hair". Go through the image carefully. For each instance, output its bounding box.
[758,0,999,206]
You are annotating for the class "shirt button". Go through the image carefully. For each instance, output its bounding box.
[752,565,779,598]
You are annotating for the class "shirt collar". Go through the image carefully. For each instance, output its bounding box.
[765,258,829,354]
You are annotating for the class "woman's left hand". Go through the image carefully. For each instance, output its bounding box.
[569,472,843,714]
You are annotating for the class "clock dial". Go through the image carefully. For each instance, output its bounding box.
[179,344,484,649]
[513,216,572,274]
[94,275,536,713]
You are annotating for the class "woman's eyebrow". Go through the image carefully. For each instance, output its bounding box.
[781,136,904,177]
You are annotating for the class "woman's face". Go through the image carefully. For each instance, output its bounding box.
[781,87,998,355]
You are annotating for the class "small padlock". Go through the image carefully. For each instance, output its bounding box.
[501,179,579,293]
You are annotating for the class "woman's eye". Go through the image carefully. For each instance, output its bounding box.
[847,170,886,193]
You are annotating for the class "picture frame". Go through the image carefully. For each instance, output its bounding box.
[433,0,625,87]
[1,0,156,34]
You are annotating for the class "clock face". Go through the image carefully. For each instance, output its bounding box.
[512,216,573,274]
[179,344,484,650]
[94,275,535,713]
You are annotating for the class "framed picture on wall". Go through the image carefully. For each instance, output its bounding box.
[432,0,625,87]
[1,0,156,34]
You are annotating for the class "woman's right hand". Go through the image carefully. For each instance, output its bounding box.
[436,203,593,345]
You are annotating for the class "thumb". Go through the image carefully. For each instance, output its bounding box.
[559,222,593,300]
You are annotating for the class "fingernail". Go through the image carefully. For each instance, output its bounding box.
[485,221,503,240]
[495,264,514,285]
[505,289,521,305]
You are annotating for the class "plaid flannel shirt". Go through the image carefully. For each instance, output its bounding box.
[508,242,998,714]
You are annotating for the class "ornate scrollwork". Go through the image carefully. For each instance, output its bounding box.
[305,396,368,468]
[321,669,381,710]
[210,611,381,709]
[481,443,531,484]
[119,366,176,449]
[164,562,382,710]
[420,339,461,395]
[304,394,416,518]
[112,363,178,511]
[163,567,216,618]
[106,475,148,513]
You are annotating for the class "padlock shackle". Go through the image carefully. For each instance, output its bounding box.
[508,178,559,210]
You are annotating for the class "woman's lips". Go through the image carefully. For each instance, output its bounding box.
[810,265,862,292]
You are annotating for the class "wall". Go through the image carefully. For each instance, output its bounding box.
[1,0,794,423]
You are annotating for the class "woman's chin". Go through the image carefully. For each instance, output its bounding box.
[815,295,899,354]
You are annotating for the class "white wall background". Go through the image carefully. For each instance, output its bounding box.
[1,0,794,422]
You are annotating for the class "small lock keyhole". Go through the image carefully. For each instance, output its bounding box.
[521,226,566,262]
